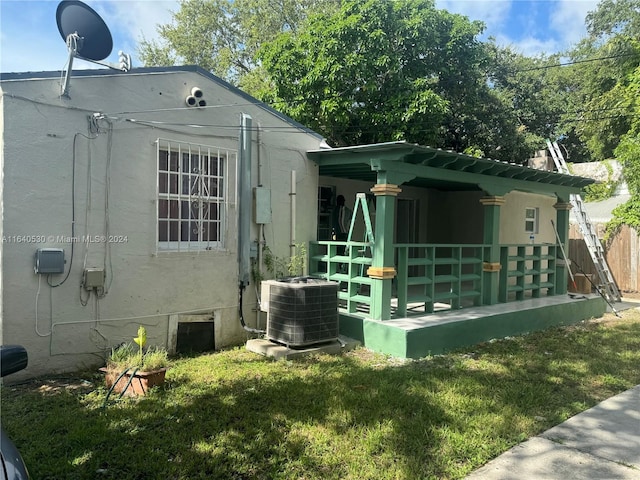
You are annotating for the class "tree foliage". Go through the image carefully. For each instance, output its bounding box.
[586,0,640,40]
[562,0,640,232]
[259,0,534,161]
[487,46,576,159]
[559,0,640,162]
[138,0,340,90]
[138,0,640,229]
[607,64,640,233]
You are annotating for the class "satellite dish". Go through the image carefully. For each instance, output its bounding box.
[56,0,113,61]
[56,0,131,97]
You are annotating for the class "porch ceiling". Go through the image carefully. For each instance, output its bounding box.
[307,141,595,196]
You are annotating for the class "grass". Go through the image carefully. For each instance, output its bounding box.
[107,343,169,372]
[3,308,640,479]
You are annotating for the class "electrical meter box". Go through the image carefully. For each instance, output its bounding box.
[253,187,272,224]
[34,248,65,274]
[83,268,105,289]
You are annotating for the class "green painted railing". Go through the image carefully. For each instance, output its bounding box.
[395,244,485,315]
[309,241,373,315]
[498,244,557,302]
[309,241,560,318]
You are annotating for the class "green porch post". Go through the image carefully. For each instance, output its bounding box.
[367,179,401,320]
[480,195,505,305]
[554,201,572,295]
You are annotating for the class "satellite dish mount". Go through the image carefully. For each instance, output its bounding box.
[56,0,132,97]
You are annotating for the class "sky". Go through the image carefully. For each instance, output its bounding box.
[0,0,601,73]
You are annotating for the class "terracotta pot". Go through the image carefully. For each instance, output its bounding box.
[100,367,167,397]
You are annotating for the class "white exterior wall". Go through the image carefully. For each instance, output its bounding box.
[318,178,558,246]
[500,191,557,244]
[0,70,322,378]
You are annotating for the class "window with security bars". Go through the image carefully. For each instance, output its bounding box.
[157,139,234,251]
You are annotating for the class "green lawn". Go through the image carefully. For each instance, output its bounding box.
[3,308,640,480]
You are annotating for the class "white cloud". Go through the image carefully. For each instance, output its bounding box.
[550,0,600,49]
[94,0,178,65]
[97,0,178,43]
[437,0,600,56]
[0,0,178,73]
[494,33,561,57]
[436,0,513,33]
[1,1,67,72]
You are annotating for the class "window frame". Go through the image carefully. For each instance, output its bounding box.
[524,207,539,234]
[156,138,235,252]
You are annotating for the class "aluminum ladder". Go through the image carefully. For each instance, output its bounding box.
[546,140,621,302]
[347,193,374,244]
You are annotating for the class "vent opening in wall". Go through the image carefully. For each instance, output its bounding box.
[264,277,339,348]
[185,87,207,108]
[176,321,215,354]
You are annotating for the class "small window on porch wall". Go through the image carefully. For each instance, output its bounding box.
[525,207,539,234]
[157,138,235,252]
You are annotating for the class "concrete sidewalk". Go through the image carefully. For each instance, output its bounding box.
[466,384,640,479]
[466,299,640,479]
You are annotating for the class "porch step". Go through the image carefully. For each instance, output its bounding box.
[341,295,607,359]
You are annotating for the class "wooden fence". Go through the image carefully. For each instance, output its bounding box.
[569,224,639,292]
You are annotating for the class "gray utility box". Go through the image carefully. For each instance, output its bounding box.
[34,248,65,274]
[261,278,339,348]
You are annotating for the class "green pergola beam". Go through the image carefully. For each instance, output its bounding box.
[369,159,585,197]
[307,142,594,197]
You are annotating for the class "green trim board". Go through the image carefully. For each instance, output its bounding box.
[340,295,606,358]
[308,141,595,196]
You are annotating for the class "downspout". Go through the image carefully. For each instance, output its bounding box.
[290,170,296,258]
[256,123,264,329]
[238,113,252,288]
[238,114,264,334]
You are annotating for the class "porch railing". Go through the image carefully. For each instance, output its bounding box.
[499,244,557,302]
[395,244,485,316]
[309,241,373,314]
[309,241,559,318]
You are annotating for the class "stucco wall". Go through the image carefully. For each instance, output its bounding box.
[500,191,557,244]
[316,178,558,247]
[0,70,322,378]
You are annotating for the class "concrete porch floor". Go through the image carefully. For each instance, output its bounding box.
[339,294,608,359]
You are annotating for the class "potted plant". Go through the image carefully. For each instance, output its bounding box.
[100,326,169,397]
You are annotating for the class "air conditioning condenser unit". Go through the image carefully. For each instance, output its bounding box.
[261,277,338,348]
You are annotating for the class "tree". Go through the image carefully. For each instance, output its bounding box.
[607,64,640,233]
[560,0,640,161]
[585,0,640,40]
[258,0,532,161]
[486,45,571,159]
[138,0,340,91]
[565,0,640,231]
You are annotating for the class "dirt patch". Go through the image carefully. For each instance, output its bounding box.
[6,377,96,396]
[36,379,95,395]
[622,291,640,300]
